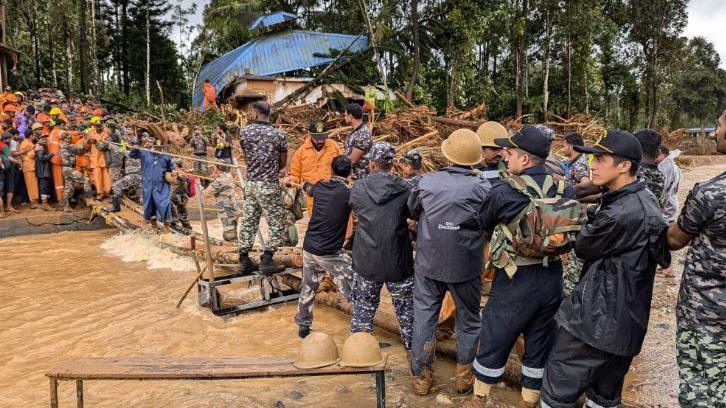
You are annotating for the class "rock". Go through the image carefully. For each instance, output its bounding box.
[435,393,453,405]
[288,391,303,400]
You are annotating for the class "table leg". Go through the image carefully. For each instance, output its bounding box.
[50,378,58,408]
[375,371,386,408]
[76,380,83,408]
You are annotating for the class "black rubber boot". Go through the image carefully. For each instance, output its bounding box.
[106,196,121,212]
[258,250,285,276]
[238,253,258,276]
[298,326,311,339]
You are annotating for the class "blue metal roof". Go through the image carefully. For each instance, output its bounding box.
[193,30,368,108]
[248,12,298,30]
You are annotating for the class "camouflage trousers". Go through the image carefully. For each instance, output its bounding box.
[563,248,584,296]
[294,250,354,329]
[62,167,92,205]
[350,272,414,350]
[677,327,726,407]
[171,193,190,227]
[112,173,141,200]
[193,156,208,176]
[238,181,287,253]
[109,166,124,184]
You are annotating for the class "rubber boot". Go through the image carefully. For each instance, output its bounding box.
[455,363,474,394]
[106,196,121,212]
[29,199,38,209]
[258,250,285,276]
[517,388,541,408]
[41,198,52,211]
[411,366,433,396]
[298,326,311,339]
[238,253,259,276]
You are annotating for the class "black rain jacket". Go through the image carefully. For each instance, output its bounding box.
[350,172,413,282]
[556,181,671,356]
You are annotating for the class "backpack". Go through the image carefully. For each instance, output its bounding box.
[488,171,586,278]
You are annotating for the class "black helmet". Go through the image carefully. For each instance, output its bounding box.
[402,149,423,168]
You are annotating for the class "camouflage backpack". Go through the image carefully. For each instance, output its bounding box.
[489,170,586,278]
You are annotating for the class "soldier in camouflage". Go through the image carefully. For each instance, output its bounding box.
[105,121,126,184]
[107,133,142,212]
[562,132,591,296]
[343,103,373,181]
[190,128,209,185]
[667,112,726,407]
[59,131,93,211]
[634,129,666,209]
[237,101,288,275]
[204,160,240,242]
[170,159,192,229]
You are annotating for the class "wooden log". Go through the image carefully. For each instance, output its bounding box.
[431,116,484,130]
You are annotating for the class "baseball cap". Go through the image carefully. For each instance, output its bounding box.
[309,118,328,141]
[365,142,396,166]
[574,129,642,162]
[494,125,551,159]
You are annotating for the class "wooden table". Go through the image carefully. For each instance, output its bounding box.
[46,356,387,407]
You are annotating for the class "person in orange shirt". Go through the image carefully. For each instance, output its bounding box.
[201,79,217,112]
[20,126,41,208]
[92,107,104,117]
[87,117,111,199]
[284,119,341,216]
[47,120,65,202]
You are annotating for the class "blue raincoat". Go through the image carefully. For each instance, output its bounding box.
[129,149,173,222]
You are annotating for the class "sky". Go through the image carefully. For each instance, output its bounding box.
[182,0,726,68]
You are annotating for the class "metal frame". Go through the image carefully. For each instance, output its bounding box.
[197,268,302,316]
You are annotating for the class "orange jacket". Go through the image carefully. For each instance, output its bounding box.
[88,128,109,168]
[19,138,36,172]
[289,135,342,185]
[202,83,217,110]
[71,131,91,172]
[48,128,63,165]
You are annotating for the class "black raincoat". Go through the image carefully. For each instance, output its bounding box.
[556,181,671,356]
[349,172,413,282]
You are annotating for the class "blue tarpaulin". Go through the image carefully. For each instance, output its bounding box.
[192,30,368,108]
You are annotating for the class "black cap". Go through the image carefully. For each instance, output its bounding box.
[494,125,550,159]
[574,129,642,162]
[309,118,328,141]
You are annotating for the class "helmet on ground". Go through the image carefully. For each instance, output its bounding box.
[476,121,508,148]
[441,129,482,166]
[50,107,63,116]
[340,332,385,368]
[293,331,339,369]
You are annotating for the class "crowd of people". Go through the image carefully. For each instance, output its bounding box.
[236,101,722,408]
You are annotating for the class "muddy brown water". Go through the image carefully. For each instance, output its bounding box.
[5,161,722,407]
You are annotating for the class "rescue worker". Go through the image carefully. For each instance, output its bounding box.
[203,160,239,241]
[401,149,424,186]
[214,123,233,163]
[633,129,666,209]
[19,129,39,208]
[539,130,670,408]
[294,156,355,339]
[286,119,342,216]
[59,131,93,212]
[128,135,174,225]
[237,101,288,275]
[34,135,54,211]
[665,109,725,407]
[105,121,126,185]
[47,117,65,203]
[170,159,192,230]
[107,133,142,212]
[201,79,217,112]
[465,126,565,408]
[349,142,414,354]
[408,129,491,396]
[343,103,372,181]
[474,121,507,180]
[190,128,209,182]
[88,116,111,199]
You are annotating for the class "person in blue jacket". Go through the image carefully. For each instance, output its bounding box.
[128,133,173,225]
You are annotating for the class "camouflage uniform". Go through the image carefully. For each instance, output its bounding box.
[637,162,665,208]
[350,272,415,350]
[675,171,726,407]
[191,135,209,176]
[60,140,92,205]
[112,147,142,202]
[207,171,240,242]
[565,153,589,186]
[294,250,354,329]
[237,121,288,253]
[343,124,372,180]
[171,173,191,228]
[561,153,590,295]
[106,131,126,184]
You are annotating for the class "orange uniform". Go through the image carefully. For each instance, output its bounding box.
[289,135,341,215]
[47,127,65,201]
[88,128,111,197]
[36,112,51,125]
[71,131,91,176]
[19,138,39,202]
[202,82,217,111]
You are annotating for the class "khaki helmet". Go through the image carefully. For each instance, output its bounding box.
[340,332,386,367]
[293,331,340,369]
[476,121,508,148]
[441,129,482,166]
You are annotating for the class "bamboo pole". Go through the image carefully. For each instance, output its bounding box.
[175,255,209,308]
[194,179,216,305]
